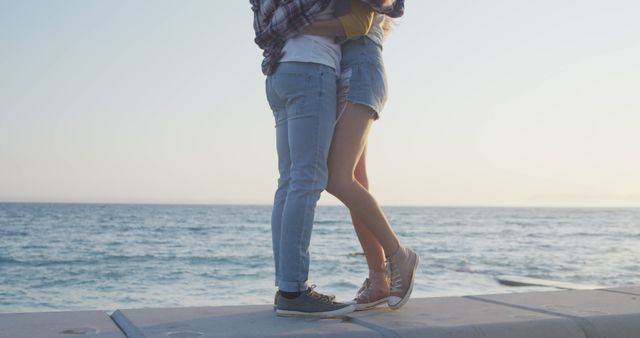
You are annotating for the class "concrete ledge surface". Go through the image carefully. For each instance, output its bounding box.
[0,310,125,338]
[1,287,639,338]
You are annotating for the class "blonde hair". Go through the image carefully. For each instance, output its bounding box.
[382,16,394,34]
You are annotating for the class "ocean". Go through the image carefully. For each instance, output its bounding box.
[1,203,639,314]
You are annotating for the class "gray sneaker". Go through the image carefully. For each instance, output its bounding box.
[353,275,390,311]
[387,246,420,310]
[274,289,336,310]
[355,278,370,297]
[276,285,355,318]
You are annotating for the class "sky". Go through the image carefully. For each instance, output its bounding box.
[1,1,639,207]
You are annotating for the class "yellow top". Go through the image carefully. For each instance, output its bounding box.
[337,0,376,39]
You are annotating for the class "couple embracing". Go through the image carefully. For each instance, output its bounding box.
[251,0,419,318]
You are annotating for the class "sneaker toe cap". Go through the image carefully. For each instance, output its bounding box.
[388,296,402,306]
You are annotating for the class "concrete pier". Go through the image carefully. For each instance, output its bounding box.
[0,310,125,338]
[1,286,639,338]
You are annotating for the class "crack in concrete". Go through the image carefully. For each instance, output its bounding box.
[465,295,601,338]
[110,310,147,338]
[343,315,401,338]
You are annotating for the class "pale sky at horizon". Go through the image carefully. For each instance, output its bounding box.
[1,1,639,207]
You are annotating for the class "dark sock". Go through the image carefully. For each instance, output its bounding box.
[280,290,302,299]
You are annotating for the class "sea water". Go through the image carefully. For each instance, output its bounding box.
[1,203,639,313]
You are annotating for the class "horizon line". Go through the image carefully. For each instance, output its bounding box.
[0,200,638,209]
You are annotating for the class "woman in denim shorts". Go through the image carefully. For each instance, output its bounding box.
[304,1,420,312]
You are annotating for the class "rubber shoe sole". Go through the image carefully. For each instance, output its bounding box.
[354,296,389,311]
[273,291,279,311]
[388,254,420,310]
[276,304,355,318]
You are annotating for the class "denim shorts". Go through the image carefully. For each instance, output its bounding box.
[338,36,388,120]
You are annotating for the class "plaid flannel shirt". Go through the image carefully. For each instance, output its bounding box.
[251,0,405,75]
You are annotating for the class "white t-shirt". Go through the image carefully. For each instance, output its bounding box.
[366,13,386,48]
[279,1,341,74]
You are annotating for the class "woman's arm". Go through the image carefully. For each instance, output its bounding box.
[303,0,375,38]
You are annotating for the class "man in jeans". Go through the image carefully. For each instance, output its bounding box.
[251,0,404,318]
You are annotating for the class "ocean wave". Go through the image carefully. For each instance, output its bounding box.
[2,204,640,313]
[0,256,23,264]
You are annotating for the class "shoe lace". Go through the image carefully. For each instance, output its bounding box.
[308,284,336,304]
[356,272,391,303]
[356,278,370,297]
[387,259,403,294]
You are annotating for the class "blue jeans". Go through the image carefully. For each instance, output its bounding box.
[266,62,337,292]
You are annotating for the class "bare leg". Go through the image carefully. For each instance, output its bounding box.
[326,103,400,256]
[350,146,386,274]
[330,103,418,310]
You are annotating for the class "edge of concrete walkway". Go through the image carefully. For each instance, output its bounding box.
[2,286,639,338]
